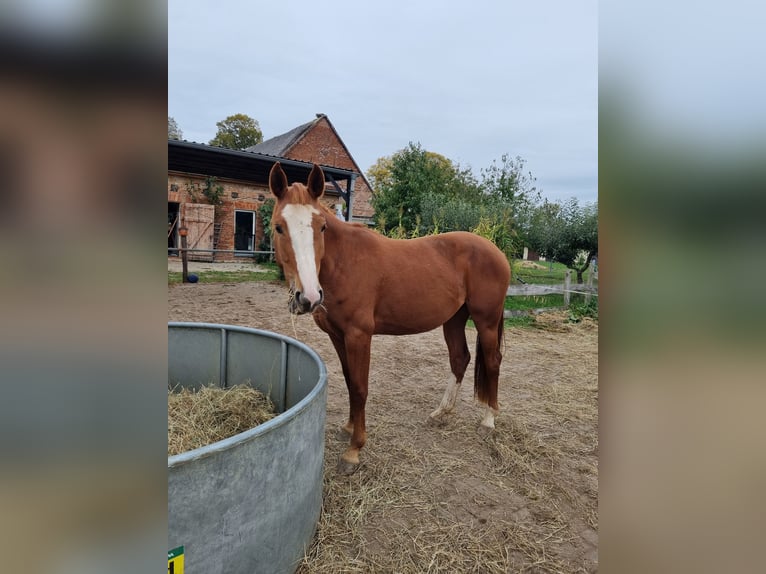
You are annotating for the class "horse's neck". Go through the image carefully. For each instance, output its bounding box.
[321,216,360,281]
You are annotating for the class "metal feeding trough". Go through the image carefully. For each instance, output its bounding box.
[168,322,328,574]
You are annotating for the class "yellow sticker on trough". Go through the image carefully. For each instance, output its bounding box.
[168,546,184,574]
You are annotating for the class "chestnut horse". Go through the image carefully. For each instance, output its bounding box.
[269,162,511,474]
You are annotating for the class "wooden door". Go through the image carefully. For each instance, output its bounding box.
[181,203,215,262]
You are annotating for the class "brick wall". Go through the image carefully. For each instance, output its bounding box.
[168,173,269,261]
[284,117,375,219]
[168,172,344,262]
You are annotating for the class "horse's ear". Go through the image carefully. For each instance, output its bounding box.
[269,162,288,199]
[307,164,325,200]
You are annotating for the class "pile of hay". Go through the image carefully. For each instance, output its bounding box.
[168,384,277,456]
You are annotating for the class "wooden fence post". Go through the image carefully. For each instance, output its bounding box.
[586,260,595,304]
[564,269,572,307]
[179,225,189,283]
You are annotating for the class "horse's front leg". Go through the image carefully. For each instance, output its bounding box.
[337,330,372,475]
[324,331,353,437]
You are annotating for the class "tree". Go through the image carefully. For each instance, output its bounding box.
[168,116,183,140]
[480,154,540,247]
[368,142,480,234]
[367,144,545,262]
[209,113,263,150]
[419,193,484,235]
[527,198,598,282]
[366,155,395,197]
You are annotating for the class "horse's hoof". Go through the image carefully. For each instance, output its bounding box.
[336,458,360,475]
[427,413,449,428]
[477,424,496,439]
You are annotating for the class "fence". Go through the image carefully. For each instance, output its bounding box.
[504,268,598,318]
[168,247,275,260]
[169,248,598,316]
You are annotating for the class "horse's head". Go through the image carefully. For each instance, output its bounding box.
[269,162,328,315]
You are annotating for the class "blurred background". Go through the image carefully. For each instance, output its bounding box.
[0,1,166,573]
[600,0,766,572]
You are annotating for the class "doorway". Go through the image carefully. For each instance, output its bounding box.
[234,210,255,254]
[168,202,180,255]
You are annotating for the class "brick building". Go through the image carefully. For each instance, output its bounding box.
[168,114,374,262]
[246,114,375,224]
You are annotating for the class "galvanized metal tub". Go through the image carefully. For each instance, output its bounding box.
[168,322,328,574]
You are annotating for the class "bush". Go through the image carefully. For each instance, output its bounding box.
[568,297,598,322]
[255,199,275,263]
[420,193,484,233]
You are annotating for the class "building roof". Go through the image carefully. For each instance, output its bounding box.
[248,113,375,207]
[245,117,319,157]
[168,140,357,190]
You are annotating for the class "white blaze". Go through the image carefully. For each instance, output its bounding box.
[282,204,322,304]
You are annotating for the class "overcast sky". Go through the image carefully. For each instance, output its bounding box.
[169,1,598,204]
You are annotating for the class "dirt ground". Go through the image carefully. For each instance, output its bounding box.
[168,280,598,573]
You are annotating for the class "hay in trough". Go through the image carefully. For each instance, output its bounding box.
[168,384,277,456]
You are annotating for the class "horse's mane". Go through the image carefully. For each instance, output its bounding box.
[317,201,335,217]
[318,200,369,229]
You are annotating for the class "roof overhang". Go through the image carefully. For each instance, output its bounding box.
[168,140,357,187]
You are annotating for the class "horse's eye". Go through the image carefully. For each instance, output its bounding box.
[320,224,327,233]
[275,224,283,234]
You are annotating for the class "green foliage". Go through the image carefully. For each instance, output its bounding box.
[209,113,263,150]
[369,142,480,234]
[420,193,485,234]
[480,154,539,204]
[203,177,225,206]
[479,154,540,248]
[185,177,225,206]
[471,213,519,260]
[505,294,565,311]
[258,199,275,237]
[387,225,408,239]
[503,315,536,328]
[367,155,394,195]
[526,198,598,282]
[568,297,599,322]
[512,259,571,284]
[168,116,183,140]
[368,145,551,261]
[367,144,598,285]
[184,180,200,202]
[255,199,276,263]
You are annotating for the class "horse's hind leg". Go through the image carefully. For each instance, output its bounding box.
[429,305,471,424]
[472,313,504,433]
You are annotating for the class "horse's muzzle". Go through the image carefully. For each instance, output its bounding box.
[290,288,324,315]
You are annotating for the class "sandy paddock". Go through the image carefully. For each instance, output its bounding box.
[169,279,598,573]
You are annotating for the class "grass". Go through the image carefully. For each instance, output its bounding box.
[512,259,598,286]
[503,315,536,328]
[512,259,569,284]
[567,297,599,322]
[509,259,598,324]
[505,294,565,311]
[468,315,535,330]
[168,262,282,285]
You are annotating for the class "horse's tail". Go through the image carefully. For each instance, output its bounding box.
[474,319,504,408]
